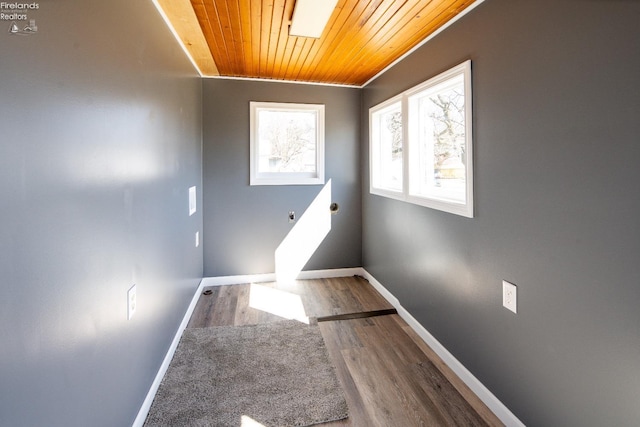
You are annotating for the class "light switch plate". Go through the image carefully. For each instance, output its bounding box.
[128,284,137,320]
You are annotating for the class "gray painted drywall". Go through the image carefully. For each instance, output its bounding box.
[203,79,361,276]
[362,1,640,425]
[0,1,203,426]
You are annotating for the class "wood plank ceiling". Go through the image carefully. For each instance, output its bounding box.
[158,0,479,86]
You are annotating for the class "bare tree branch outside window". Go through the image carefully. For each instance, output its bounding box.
[259,110,316,173]
[386,111,403,161]
[428,88,465,170]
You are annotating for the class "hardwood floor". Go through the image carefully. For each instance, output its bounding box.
[187,276,503,427]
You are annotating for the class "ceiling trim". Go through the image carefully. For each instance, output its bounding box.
[202,74,360,89]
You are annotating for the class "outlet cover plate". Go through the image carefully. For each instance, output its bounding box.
[502,280,517,314]
[189,186,196,216]
[128,284,137,320]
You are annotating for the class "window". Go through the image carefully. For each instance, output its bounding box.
[369,61,473,217]
[370,97,403,194]
[250,102,325,185]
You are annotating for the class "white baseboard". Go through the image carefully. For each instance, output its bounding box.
[200,267,362,287]
[132,279,205,427]
[359,269,525,427]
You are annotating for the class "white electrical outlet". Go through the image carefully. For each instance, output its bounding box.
[195,231,200,247]
[502,280,517,314]
[128,284,137,320]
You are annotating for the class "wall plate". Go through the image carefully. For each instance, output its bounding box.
[502,280,517,314]
[128,284,137,320]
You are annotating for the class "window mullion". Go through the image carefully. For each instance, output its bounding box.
[401,94,410,200]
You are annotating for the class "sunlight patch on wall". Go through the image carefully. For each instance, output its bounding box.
[275,180,332,283]
[248,283,308,324]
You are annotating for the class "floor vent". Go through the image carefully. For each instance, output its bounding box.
[316,308,398,323]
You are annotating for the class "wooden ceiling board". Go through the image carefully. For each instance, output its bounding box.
[169,0,480,86]
[269,0,293,78]
[361,1,446,60]
[361,0,473,83]
[288,38,314,81]
[351,0,470,79]
[225,0,246,73]
[192,1,228,71]
[238,1,254,76]
[310,0,380,83]
[220,0,246,73]
[154,0,219,75]
[315,0,406,84]
[303,0,359,71]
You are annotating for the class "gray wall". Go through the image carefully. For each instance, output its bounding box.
[362,1,640,425]
[0,1,203,426]
[203,79,361,276]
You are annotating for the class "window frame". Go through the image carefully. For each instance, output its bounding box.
[250,101,325,186]
[369,60,474,218]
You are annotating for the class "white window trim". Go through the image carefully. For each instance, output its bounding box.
[369,60,474,218]
[250,101,325,186]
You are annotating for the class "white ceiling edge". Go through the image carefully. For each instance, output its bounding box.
[151,0,204,77]
[202,74,360,89]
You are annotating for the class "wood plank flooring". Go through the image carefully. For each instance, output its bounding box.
[187,276,503,426]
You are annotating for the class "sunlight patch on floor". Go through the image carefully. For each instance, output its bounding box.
[275,180,332,283]
[241,415,266,427]
[248,283,309,324]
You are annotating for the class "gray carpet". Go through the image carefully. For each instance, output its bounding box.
[144,320,348,427]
